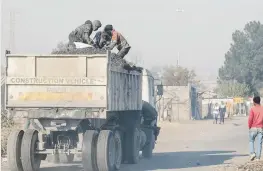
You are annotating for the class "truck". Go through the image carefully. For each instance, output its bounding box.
[5,51,163,171]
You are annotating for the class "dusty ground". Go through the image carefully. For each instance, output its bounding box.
[2,117,255,171]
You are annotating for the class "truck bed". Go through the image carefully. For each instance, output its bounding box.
[5,52,142,111]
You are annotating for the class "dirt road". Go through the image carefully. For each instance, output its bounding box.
[2,117,249,171]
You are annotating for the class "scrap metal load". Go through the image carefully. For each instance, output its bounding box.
[52,46,143,72]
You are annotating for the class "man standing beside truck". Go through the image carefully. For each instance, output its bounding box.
[68,20,102,49]
[103,24,131,59]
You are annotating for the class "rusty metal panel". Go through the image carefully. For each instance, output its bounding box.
[6,54,107,108]
[107,69,142,111]
[7,85,106,108]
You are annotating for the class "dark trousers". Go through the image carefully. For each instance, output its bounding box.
[220,113,225,124]
[117,47,131,59]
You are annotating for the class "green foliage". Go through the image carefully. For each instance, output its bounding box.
[161,65,196,86]
[215,80,250,97]
[218,21,263,96]
[1,110,14,156]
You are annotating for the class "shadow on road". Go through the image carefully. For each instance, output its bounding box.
[123,150,248,171]
[40,165,82,171]
[37,150,247,171]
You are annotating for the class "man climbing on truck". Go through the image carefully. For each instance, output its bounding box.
[93,30,111,49]
[103,24,131,59]
[68,20,102,49]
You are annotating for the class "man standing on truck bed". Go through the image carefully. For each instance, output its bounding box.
[103,24,131,59]
[68,20,102,48]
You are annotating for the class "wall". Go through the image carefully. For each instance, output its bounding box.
[156,85,202,121]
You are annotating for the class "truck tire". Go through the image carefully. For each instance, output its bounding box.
[21,129,41,171]
[96,130,115,171]
[114,131,122,170]
[142,129,155,159]
[126,128,140,164]
[82,130,99,171]
[7,130,24,171]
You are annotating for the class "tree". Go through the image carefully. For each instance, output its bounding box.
[150,66,162,80]
[214,80,250,97]
[161,65,197,86]
[218,21,263,96]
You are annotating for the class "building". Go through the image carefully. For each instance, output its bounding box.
[156,84,202,121]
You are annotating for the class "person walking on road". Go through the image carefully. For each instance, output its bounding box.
[213,103,220,124]
[248,96,263,161]
[219,101,226,124]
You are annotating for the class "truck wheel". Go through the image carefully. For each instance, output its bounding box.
[82,130,99,171]
[142,129,155,159]
[96,130,115,171]
[114,131,122,170]
[21,129,41,171]
[7,130,24,171]
[127,128,140,164]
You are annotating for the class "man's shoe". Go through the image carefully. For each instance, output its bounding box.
[255,158,260,161]
[250,153,256,161]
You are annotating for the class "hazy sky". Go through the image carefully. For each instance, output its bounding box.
[1,0,263,80]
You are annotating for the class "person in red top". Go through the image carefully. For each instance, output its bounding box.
[248,96,263,161]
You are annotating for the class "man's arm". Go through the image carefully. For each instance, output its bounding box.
[248,108,254,129]
[82,25,94,45]
[83,32,93,45]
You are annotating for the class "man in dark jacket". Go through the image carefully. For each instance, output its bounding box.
[219,101,226,124]
[68,20,102,48]
[93,31,111,49]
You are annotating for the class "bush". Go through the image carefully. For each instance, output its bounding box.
[1,109,14,156]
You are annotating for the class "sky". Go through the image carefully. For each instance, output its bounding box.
[1,0,263,81]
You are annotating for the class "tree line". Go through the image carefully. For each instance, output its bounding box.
[216,21,263,97]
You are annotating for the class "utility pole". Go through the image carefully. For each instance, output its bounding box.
[175,8,184,67]
[9,12,15,52]
[9,11,19,52]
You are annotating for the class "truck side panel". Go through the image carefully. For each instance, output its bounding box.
[5,53,143,112]
[6,55,107,108]
[107,69,142,111]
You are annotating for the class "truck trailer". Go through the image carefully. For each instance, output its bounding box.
[5,51,162,171]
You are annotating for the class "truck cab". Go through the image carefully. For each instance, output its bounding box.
[142,69,156,108]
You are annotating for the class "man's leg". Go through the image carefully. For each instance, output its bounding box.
[222,113,225,124]
[219,113,222,124]
[117,47,131,59]
[256,129,263,159]
[249,129,257,161]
